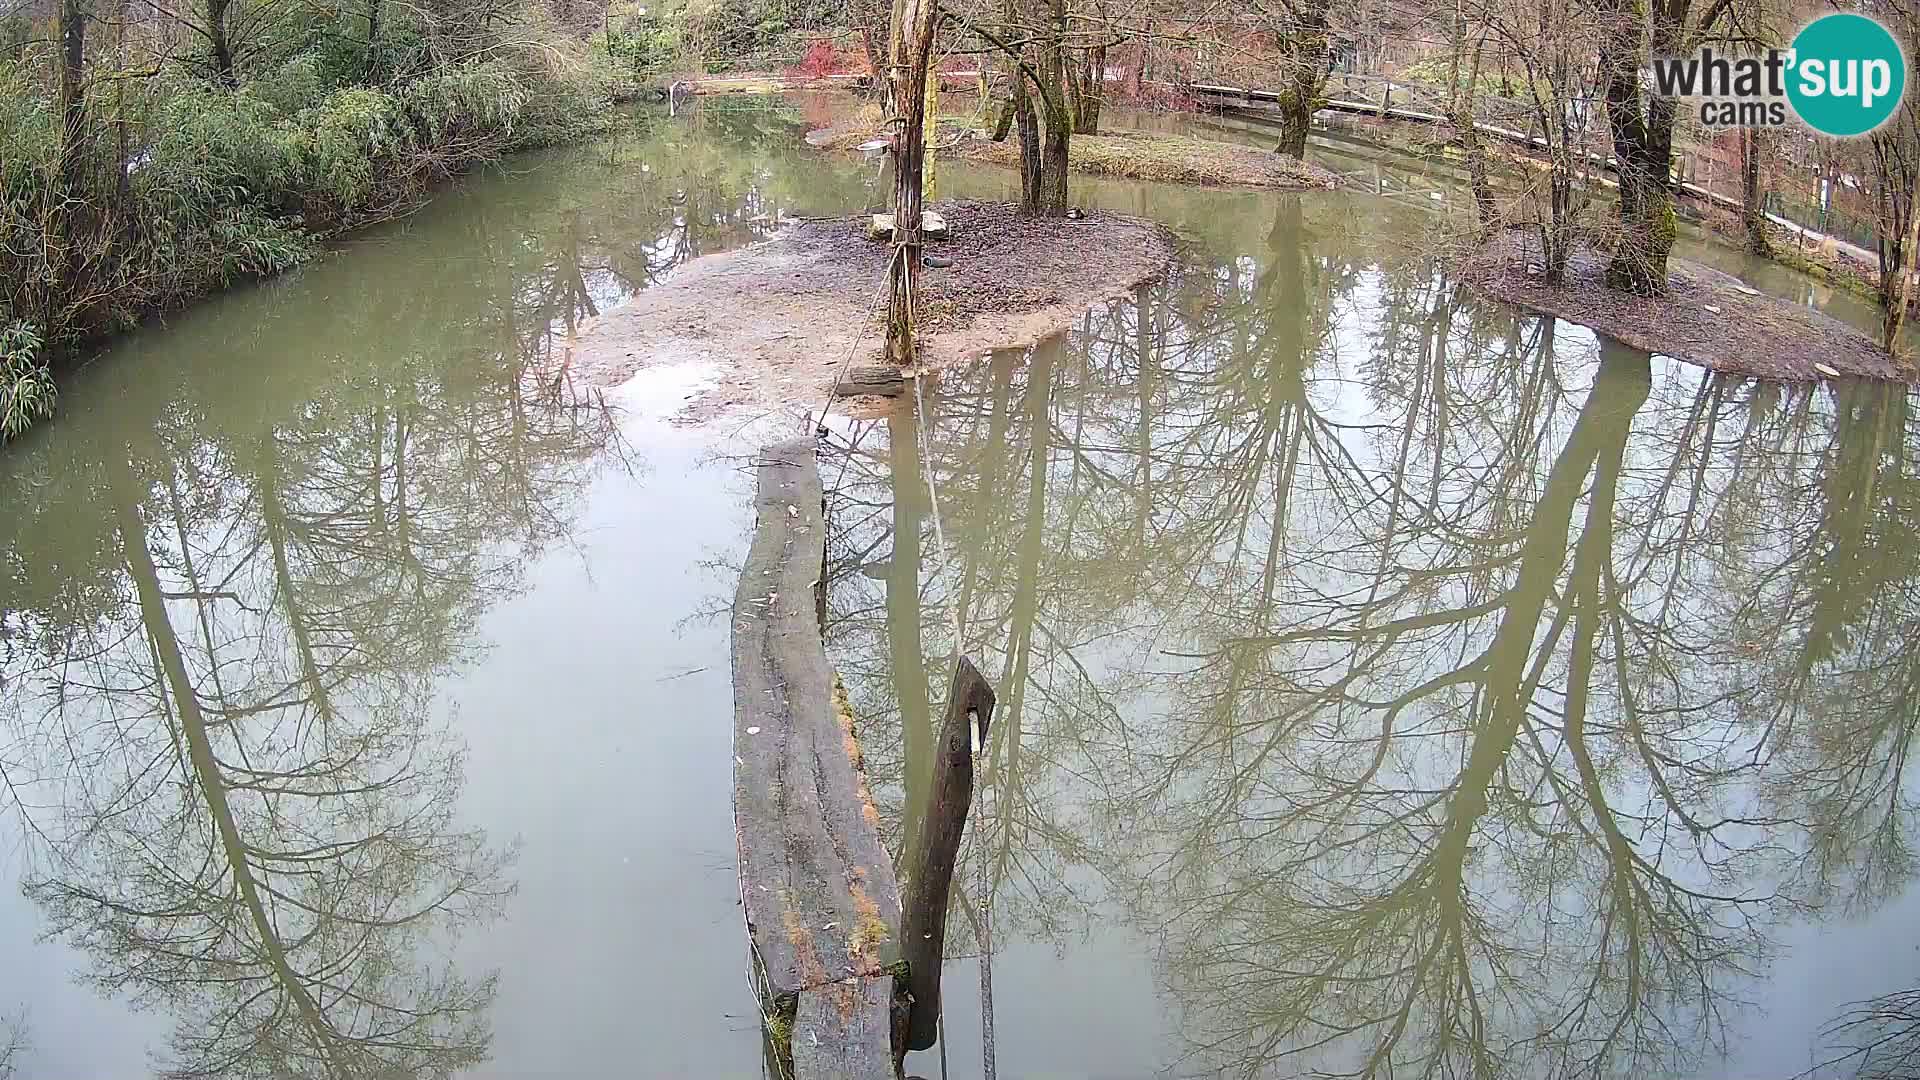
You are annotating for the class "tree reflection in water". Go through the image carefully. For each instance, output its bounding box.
[826,192,1920,1080]
[0,181,633,1078]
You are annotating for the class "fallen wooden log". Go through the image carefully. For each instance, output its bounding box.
[900,657,996,1051]
[835,366,908,398]
[867,210,950,241]
[733,437,905,1079]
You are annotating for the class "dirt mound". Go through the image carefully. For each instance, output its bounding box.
[568,200,1180,420]
[1459,230,1908,382]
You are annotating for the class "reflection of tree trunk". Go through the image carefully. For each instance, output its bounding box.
[888,407,934,850]
[992,339,1055,766]
[112,475,350,1077]
[1371,281,1445,602]
[1441,343,1651,871]
[1557,350,1659,974]
[955,353,1017,632]
[370,399,388,536]
[1133,286,1154,548]
[392,389,431,594]
[394,397,411,553]
[1482,344,1650,703]
[260,445,339,726]
[982,340,1055,950]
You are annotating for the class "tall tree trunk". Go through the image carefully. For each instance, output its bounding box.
[206,0,235,85]
[51,0,87,330]
[853,0,885,101]
[883,0,939,365]
[1068,45,1103,133]
[1029,0,1070,217]
[367,0,384,79]
[1884,163,1920,356]
[1741,128,1771,256]
[1274,0,1331,158]
[1012,69,1041,203]
[1445,3,1496,233]
[1126,26,1147,97]
[1873,128,1917,329]
[1598,0,1676,295]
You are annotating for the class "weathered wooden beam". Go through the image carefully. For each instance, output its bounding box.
[732,437,904,1079]
[792,976,899,1080]
[835,365,909,398]
[899,656,996,1052]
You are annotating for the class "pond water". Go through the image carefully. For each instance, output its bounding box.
[0,95,1914,1079]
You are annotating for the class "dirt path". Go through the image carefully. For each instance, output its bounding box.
[568,200,1178,420]
[1458,231,1908,382]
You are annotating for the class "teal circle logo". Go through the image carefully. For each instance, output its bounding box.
[1787,13,1906,137]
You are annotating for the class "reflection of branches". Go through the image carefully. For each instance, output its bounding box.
[817,179,1920,1080]
[0,1012,23,1080]
[1810,985,1920,1080]
[0,168,635,1077]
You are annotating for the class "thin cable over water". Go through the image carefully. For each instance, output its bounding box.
[908,367,995,1080]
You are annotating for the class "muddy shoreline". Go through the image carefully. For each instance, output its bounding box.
[1458,231,1906,382]
[569,200,1180,419]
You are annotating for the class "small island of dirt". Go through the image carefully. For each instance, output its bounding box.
[568,200,1178,418]
[1459,230,1908,381]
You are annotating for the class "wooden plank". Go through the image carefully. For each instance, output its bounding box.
[834,366,908,398]
[791,977,899,1080]
[732,438,903,1074]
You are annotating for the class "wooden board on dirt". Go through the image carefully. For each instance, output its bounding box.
[834,365,907,398]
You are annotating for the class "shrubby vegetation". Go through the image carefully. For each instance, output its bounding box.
[0,0,626,439]
[0,321,52,439]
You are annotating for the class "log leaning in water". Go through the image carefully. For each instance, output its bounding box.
[732,437,904,1077]
[899,657,996,1051]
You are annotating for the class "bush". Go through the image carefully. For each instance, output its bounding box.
[788,38,858,78]
[0,3,620,442]
[605,8,683,78]
[0,322,54,442]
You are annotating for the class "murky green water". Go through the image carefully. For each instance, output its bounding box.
[0,95,1913,1079]
[826,181,1920,1077]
